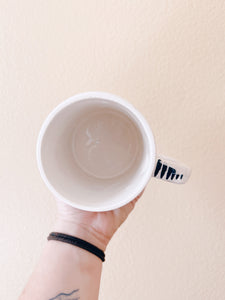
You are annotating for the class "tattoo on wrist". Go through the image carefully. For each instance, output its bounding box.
[49,288,80,300]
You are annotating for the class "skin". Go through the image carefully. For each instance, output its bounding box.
[19,189,144,300]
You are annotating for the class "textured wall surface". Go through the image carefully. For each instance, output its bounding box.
[1,1,225,299]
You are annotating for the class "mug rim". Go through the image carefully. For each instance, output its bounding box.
[36,91,156,211]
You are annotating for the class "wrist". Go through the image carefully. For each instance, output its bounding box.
[52,218,108,252]
[45,234,103,275]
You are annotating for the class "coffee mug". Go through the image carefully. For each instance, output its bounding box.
[37,92,191,211]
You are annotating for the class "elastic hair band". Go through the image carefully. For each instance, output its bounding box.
[47,232,105,262]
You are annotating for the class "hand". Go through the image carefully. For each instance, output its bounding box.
[53,189,145,251]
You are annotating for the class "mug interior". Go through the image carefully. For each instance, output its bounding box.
[37,95,154,211]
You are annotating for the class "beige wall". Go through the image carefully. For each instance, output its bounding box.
[1,1,225,299]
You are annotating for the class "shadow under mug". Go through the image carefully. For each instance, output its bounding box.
[37,92,191,211]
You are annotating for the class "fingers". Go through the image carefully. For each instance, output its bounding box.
[133,188,145,204]
[123,188,146,216]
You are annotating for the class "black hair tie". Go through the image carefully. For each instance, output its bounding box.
[47,232,105,262]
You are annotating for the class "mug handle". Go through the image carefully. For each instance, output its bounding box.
[153,155,191,184]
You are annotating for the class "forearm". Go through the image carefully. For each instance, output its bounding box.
[19,220,104,300]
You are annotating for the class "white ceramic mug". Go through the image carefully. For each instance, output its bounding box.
[37,92,191,211]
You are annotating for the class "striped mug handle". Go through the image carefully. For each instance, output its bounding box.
[153,155,191,184]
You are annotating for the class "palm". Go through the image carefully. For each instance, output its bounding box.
[56,190,144,247]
